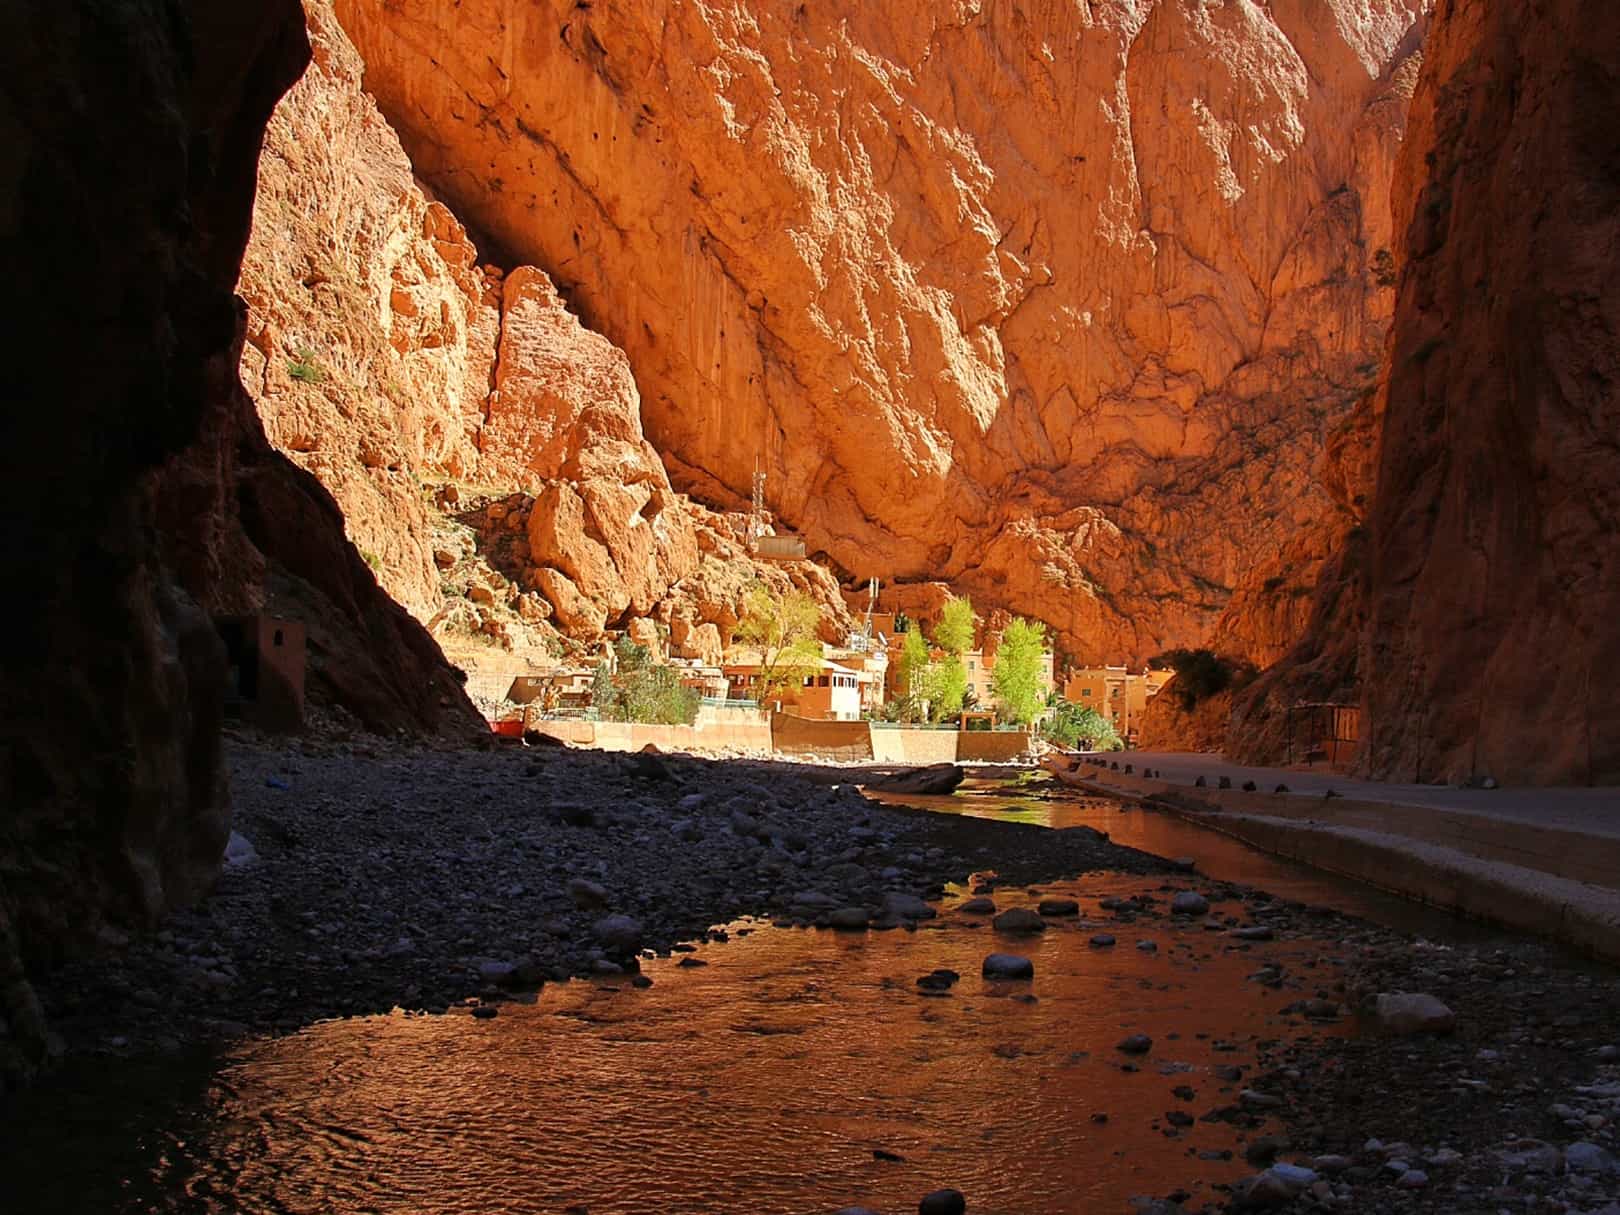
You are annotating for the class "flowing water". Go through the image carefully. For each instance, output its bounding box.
[3,775,1474,1215]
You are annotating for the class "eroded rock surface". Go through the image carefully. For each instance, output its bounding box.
[330,0,1429,663]
[242,2,850,671]
[1237,0,1620,784]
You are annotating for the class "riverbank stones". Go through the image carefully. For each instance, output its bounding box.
[957,897,996,915]
[1036,898,1080,917]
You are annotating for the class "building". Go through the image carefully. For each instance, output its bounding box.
[1062,666,1174,738]
[825,644,889,715]
[507,667,596,710]
[722,653,875,721]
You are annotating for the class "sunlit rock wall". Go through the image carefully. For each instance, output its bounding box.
[329,0,1429,663]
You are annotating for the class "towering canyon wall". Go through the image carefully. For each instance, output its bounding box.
[328,0,1428,664]
[239,0,852,670]
[1354,0,1620,785]
[0,0,311,1087]
[1232,0,1620,786]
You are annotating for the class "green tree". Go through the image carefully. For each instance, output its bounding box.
[597,636,699,725]
[735,581,823,703]
[900,628,932,700]
[1043,699,1122,751]
[935,595,976,656]
[991,617,1048,725]
[929,655,969,723]
[590,658,616,717]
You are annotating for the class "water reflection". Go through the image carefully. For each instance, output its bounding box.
[873,774,1487,940]
[6,878,1348,1215]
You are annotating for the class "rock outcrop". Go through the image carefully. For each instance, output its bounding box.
[331,0,1428,663]
[1137,685,1236,755]
[0,0,311,1087]
[1354,0,1620,785]
[240,1,853,674]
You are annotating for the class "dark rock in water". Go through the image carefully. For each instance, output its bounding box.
[471,1005,498,1019]
[957,896,997,915]
[1273,784,1290,794]
[991,908,1046,934]
[867,764,965,796]
[1218,776,1232,789]
[1089,933,1116,947]
[1117,1033,1153,1054]
[1037,898,1080,917]
[919,1188,967,1215]
[1242,781,1258,792]
[1171,891,1210,916]
[981,954,1034,980]
[828,907,870,931]
[917,968,961,991]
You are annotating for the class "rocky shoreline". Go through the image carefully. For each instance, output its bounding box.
[26,734,1169,1057]
[15,737,1620,1214]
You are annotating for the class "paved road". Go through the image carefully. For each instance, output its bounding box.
[1104,751,1620,840]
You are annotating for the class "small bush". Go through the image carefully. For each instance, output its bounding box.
[288,347,325,384]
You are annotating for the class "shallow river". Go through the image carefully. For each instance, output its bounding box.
[5,776,1477,1214]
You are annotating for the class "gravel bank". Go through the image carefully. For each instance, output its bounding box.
[30,735,1169,1055]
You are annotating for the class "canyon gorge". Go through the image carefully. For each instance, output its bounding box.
[3,0,1619,1095]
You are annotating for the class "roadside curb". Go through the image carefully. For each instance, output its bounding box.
[1053,766,1620,963]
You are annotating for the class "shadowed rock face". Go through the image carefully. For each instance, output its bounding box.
[328,0,1428,664]
[0,0,312,1084]
[0,0,484,1087]
[1237,0,1620,785]
[1357,0,1620,785]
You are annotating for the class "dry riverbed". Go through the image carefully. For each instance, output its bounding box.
[18,734,1620,1214]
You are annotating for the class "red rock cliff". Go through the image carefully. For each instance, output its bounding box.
[1355,0,1620,785]
[327,0,1428,664]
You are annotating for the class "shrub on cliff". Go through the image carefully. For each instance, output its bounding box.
[1149,648,1255,711]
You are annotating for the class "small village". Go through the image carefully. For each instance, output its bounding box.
[470,581,1174,761]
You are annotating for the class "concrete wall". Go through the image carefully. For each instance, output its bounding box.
[522,713,772,753]
[870,728,959,764]
[770,713,874,760]
[957,730,1034,762]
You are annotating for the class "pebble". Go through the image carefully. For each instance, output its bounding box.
[1118,1034,1153,1055]
[957,897,996,915]
[828,907,870,931]
[1374,991,1456,1035]
[1036,898,1080,917]
[1565,1142,1617,1175]
[1089,933,1116,948]
[1170,891,1210,916]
